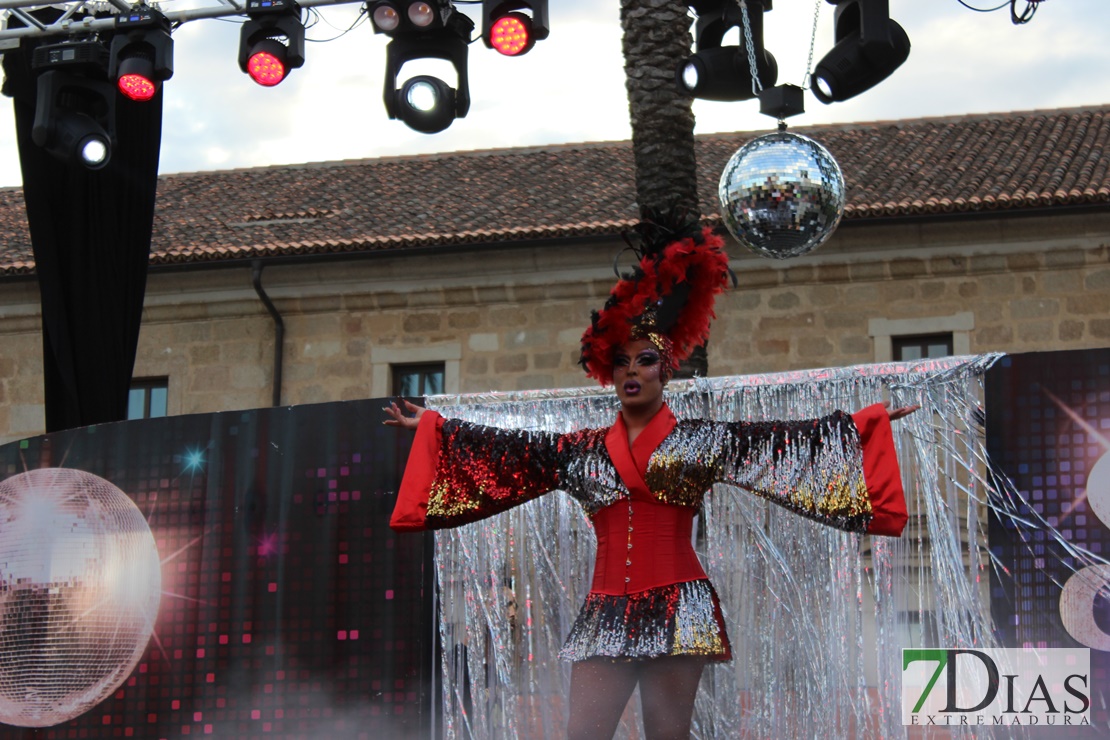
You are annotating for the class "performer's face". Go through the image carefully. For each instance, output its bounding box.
[613,339,667,410]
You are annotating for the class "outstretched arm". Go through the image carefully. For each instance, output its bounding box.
[710,402,913,537]
[386,403,566,532]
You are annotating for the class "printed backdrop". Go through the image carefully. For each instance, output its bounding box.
[987,349,1110,727]
[0,398,434,739]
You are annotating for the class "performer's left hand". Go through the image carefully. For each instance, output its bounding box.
[881,401,920,421]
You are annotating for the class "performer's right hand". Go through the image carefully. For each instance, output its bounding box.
[383,398,425,431]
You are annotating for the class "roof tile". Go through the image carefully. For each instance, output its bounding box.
[1,106,1108,274]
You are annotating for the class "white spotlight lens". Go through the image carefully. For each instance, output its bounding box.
[81,138,109,167]
[815,75,834,100]
[681,62,699,92]
[406,80,439,112]
[373,5,400,31]
[408,2,434,27]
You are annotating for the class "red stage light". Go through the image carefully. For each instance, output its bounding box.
[118,73,157,101]
[489,13,532,56]
[247,47,287,87]
[116,56,159,101]
[238,14,303,88]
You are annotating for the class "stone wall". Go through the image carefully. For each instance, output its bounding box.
[0,211,1107,443]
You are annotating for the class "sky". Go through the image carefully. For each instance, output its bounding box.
[1,0,1108,188]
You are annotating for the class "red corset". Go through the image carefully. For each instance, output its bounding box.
[589,497,708,595]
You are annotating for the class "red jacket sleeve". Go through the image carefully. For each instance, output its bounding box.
[851,403,908,537]
[389,410,445,532]
[389,410,564,532]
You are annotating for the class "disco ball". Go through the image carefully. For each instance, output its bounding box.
[0,468,161,727]
[718,130,846,259]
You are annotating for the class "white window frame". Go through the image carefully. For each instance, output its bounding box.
[370,343,461,398]
[868,312,973,363]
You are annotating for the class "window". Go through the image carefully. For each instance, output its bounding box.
[868,313,972,363]
[392,363,445,397]
[892,333,953,361]
[128,378,168,420]
[370,344,460,397]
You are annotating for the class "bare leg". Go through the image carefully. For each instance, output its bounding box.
[567,658,640,740]
[637,656,707,740]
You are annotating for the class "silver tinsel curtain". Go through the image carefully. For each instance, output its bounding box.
[424,355,1004,739]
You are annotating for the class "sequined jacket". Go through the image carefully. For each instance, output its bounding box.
[390,403,907,596]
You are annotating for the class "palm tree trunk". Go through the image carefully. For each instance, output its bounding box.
[620,0,699,220]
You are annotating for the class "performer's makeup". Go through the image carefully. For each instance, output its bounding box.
[614,340,666,408]
[614,348,660,370]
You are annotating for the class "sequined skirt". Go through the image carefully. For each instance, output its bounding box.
[558,579,732,662]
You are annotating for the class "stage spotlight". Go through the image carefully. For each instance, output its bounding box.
[238,0,305,87]
[676,0,776,101]
[116,57,157,101]
[679,46,777,102]
[370,0,463,35]
[395,75,456,133]
[482,1,549,56]
[31,39,117,169]
[246,38,290,86]
[52,111,112,169]
[380,2,473,133]
[109,6,174,102]
[810,0,910,104]
[372,3,401,32]
[488,13,530,56]
[408,2,435,28]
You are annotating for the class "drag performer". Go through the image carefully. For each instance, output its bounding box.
[385,224,916,740]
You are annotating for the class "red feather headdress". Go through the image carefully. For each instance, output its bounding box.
[580,222,732,386]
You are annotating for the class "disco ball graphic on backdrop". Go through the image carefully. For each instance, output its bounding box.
[718,130,846,259]
[0,468,161,727]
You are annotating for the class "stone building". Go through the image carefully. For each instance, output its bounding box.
[0,105,1108,443]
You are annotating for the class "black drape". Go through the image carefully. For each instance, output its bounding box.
[3,34,162,432]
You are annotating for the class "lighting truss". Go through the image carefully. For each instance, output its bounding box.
[0,0,361,47]
[4,0,509,141]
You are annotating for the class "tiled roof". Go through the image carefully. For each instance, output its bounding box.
[1,105,1108,276]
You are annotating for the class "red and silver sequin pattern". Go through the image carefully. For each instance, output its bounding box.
[647,413,873,532]
[558,579,731,661]
[425,422,623,526]
[559,429,627,514]
[425,420,564,526]
[426,411,869,530]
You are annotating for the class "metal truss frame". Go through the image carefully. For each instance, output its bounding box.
[0,0,365,47]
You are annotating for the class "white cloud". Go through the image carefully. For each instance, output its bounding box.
[1,0,1108,188]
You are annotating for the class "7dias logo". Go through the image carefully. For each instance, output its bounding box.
[902,648,1090,727]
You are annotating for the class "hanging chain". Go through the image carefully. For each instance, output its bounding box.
[801,0,823,88]
[738,0,763,96]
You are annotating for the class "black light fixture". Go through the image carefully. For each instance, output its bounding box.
[238,0,305,87]
[394,74,458,133]
[810,0,909,104]
[677,0,777,102]
[375,0,473,134]
[481,1,548,57]
[369,0,459,35]
[109,5,174,102]
[31,38,116,169]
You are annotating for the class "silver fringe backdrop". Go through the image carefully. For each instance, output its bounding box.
[424,355,1006,739]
